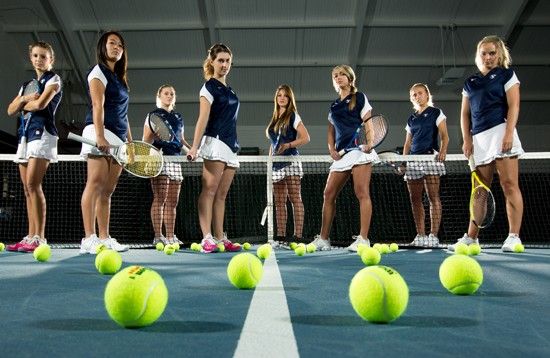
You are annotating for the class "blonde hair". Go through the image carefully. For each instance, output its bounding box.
[265,84,298,138]
[332,65,358,110]
[156,84,176,111]
[409,83,433,111]
[475,35,512,71]
[28,41,55,69]
[203,43,232,80]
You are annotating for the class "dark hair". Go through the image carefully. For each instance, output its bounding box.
[266,84,298,138]
[96,31,128,88]
[203,43,233,80]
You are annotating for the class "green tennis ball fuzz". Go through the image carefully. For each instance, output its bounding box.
[33,244,51,262]
[104,266,168,328]
[454,242,469,255]
[360,247,381,266]
[295,245,306,256]
[289,242,298,250]
[468,243,481,256]
[513,243,525,253]
[190,242,200,251]
[155,242,164,251]
[0,242,5,251]
[356,243,368,255]
[243,242,251,250]
[349,265,409,323]
[95,243,107,254]
[389,243,399,252]
[372,243,382,252]
[172,243,180,251]
[439,255,483,295]
[164,244,175,255]
[306,243,316,253]
[256,244,272,260]
[380,244,391,254]
[95,249,122,275]
[217,243,226,252]
[227,253,264,289]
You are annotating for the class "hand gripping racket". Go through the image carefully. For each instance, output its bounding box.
[377,150,406,175]
[16,79,41,160]
[68,131,164,178]
[338,114,388,156]
[468,156,495,229]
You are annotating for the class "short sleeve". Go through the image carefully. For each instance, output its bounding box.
[405,124,411,134]
[293,113,302,129]
[436,109,447,126]
[359,93,373,119]
[199,84,214,104]
[87,65,108,87]
[45,74,62,94]
[504,71,520,92]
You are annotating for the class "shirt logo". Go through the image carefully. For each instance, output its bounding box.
[345,99,350,103]
[490,74,496,79]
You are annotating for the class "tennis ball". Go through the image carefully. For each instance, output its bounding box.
[306,243,316,253]
[164,244,175,255]
[104,266,168,327]
[380,244,391,254]
[468,243,481,256]
[360,247,381,266]
[439,255,483,295]
[0,242,5,251]
[357,243,368,255]
[33,244,51,262]
[243,242,251,250]
[217,243,226,252]
[513,243,525,253]
[95,243,107,254]
[172,243,180,251]
[155,242,164,251]
[349,265,409,323]
[389,243,399,252]
[295,245,306,256]
[95,249,122,275]
[289,242,298,250]
[372,243,382,252]
[454,242,469,255]
[257,244,272,260]
[190,242,200,251]
[227,253,264,289]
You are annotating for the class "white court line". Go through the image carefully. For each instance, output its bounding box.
[416,249,433,254]
[233,251,299,358]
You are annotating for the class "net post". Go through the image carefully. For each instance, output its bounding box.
[266,155,274,243]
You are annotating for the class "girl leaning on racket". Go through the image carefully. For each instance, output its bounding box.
[6,41,62,253]
[449,35,524,252]
[143,85,190,246]
[308,65,379,252]
[79,31,131,254]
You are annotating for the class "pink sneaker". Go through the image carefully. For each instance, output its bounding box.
[7,236,31,252]
[220,234,242,252]
[18,235,45,253]
[201,235,219,253]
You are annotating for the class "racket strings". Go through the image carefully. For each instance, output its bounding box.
[471,186,495,227]
[149,115,173,141]
[121,142,163,178]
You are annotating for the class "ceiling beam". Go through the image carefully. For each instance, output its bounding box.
[348,0,370,69]
[499,0,530,40]
[506,0,541,48]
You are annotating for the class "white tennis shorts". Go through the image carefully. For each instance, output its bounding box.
[13,130,58,164]
[330,149,379,172]
[472,122,524,168]
[199,135,240,168]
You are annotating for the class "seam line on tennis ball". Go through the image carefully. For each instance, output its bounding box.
[133,280,160,325]
[363,269,390,322]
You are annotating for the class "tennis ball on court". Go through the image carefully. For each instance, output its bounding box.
[243,242,251,251]
[257,244,272,260]
[357,243,368,255]
[380,244,391,254]
[295,245,306,256]
[306,243,316,253]
[104,265,168,327]
[155,242,164,251]
[172,243,180,251]
[217,243,226,252]
[389,243,399,252]
[289,242,298,250]
[513,243,525,253]
[468,243,481,256]
[95,249,122,275]
[454,242,469,255]
[33,244,51,262]
[95,243,107,254]
[164,244,175,255]
[439,255,483,295]
[372,243,382,252]
[0,243,5,251]
[227,253,264,289]
[360,247,381,266]
[349,265,409,323]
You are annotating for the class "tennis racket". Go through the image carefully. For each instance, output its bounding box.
[338,114,388,156]
[377,150,406,175]
[16,79,41,160]
[68,131,164,178]
[147,113,174,142]
[261,128,283,226]
[469,156,495,229]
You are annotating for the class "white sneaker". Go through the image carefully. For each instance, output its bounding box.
[448,234,478,252]
[309,235,331,251]
[427,234,440,248]
[347,235,370,252]
[103,237,129,252]
[410,234,427,246]
[79,234,100,254]
[172,235,183,245]
[501,233,522,252]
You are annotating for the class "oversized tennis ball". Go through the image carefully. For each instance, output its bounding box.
[513,243,525,253]
[357,243,368,255]
[389,243,399,252]
[227,253,264,289]
[33,244,51,262]
[95,243,107,254]
[164,244,175,255]
[372,243,382,252]
[439,255,483,295]
[360,247,381,266]
[295,245,306,256]
[243,242,251,250]
[289,242,298,250]
[155,242,164,251]
[454,242,469,255]
[0,242,4,251]
[468,243,481,256]
[104,266,168,328]
[380,244,390,254]
[256,244,272,260]
[217,243,226,252]
[349,265,409,323]
[306,243,316,253]
[95,249,122,274]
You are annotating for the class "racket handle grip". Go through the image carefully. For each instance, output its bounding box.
[337,149,345,156]
[468,155,476,172]
[68,132,97,147]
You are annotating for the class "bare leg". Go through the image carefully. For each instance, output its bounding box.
[320,171,349,239]
[150,176,169,237]
[274,179,289,237]
[24,158,49,238]
[467,163,495,239]
[424,175,442,235]
[198,160,225,238]
[351,164,373,238]
[164,179,182,239]
[212,166,236,240]
[496,157,523,234]
[286,175,304,239]
[18,164,35,237]
[407,178,425,235]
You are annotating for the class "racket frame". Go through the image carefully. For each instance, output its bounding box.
[337,114,388,156]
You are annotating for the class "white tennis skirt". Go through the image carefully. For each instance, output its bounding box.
[199,135,240,168]
[79,125,123,159]
[330,149,379,172]
[472,123,524,168]
[272,158,303,183]
[14,130,58,164]
[404,159,446,181]
[159,161,183,182]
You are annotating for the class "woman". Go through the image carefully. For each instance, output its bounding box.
[308,65,379,252]
[266,84,310,245]
[187,43,241,253]
[79,31,131,254]
[449,35,524,252]
[403,83,448,248]
[6,41,62,253]
[143,85,189,246]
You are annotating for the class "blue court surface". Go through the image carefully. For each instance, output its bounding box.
[1,247,549,358]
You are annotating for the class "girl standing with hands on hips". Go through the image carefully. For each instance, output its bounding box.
[187,43,241,253]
